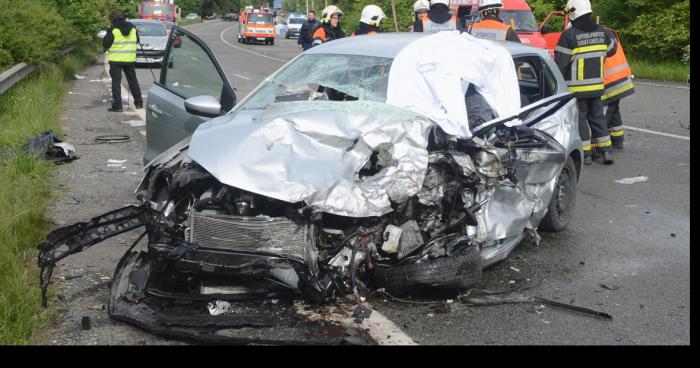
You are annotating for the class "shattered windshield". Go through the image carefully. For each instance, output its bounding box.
[240,54,393,112]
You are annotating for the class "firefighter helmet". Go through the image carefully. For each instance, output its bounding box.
[321,5,344,23]
[478,0,503,12]
[413,0,430,13]
[430,0,450,7]
[564,0,592,21]
[360,5,386,26]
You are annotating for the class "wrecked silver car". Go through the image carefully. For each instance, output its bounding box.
[38,31,582,343]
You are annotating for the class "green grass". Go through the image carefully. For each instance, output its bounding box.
[0,42,99,344]
[629,59,690,82]
[178,19,203,27]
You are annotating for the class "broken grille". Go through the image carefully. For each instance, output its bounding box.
[188,212,307,259]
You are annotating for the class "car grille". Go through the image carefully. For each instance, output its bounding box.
[188,212,308,259]
[137,50,164,57]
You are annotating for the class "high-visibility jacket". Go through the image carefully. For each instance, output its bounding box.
[312,24,345,46]
[422,14,457,33]
[108,27,138,63]
[469,19,510,41]
[554,24,617,99]
[601,28,635,103]
[351,31,378,36]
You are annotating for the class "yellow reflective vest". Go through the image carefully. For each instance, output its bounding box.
[108,27,138,63]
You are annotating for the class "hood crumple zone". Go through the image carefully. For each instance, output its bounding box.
[188,101,434,217]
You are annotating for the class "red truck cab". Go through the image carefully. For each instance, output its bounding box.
[497,0,548,50]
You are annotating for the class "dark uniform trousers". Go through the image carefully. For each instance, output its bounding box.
[109,62,143,109]
[605,100,624,143]
[577,97,611,153]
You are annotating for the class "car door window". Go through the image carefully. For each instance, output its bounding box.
[162,29,225,101]
[514,56,557,106]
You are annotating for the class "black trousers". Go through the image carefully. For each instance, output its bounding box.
[605,99,624,142]
[109,62,143,108]
[577,97,612,154]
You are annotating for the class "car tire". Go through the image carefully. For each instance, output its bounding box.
[372,244,482,296]
[539,156,578,233]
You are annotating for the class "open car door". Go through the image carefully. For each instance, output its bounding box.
[144,26,236,164]
[539,11,569,59]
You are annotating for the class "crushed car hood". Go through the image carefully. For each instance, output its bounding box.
[188,101,434,217]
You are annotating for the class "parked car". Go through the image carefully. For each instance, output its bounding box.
[285,16,305,39]
[38,30,582,342]
[185,13,199,20]
[130,19,169,65]
[222,13,238,22]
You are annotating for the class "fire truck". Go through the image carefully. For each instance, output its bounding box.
[138,1,180,23]
[237,6,276,46]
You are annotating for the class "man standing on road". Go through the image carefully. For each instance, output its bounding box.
[469,0,521,43]
[412,0,464,33]
[298,10,320,51]
[601,27,635,150]
[312,6,345,47]
[104,11,143,112]
[554,0,617,165]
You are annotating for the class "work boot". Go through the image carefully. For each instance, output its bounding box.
[135,102,144,109]
[600,151,614,165]
[107,106,123,112]
[584,155,593,165]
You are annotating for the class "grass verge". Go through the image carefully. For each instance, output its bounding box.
[178,19,204,27]
[0,40,100,344]
[629,59,690,82]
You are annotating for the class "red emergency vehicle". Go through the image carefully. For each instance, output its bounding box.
[237,6,276,45]
[138,1,179,23]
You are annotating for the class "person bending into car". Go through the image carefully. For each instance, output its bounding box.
[103,10,143,112]
[312,5,346,47]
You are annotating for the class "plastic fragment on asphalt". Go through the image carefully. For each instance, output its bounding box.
[124,120,145,127]
[207,300,231,316]
[74,74,86,80]
[510,266,520,273]
[108,159,127,164]
[599,283,620,291]
[615,176,648,184]
[352,305,372,319]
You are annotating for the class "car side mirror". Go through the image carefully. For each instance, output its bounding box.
[185,95,222,118]
[97,30,107,39]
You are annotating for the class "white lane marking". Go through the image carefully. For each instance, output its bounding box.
[219,26,288,63]
[625,126,690,141]
[635,81,689,91]
[102,55,146,121]
[234,73,252,81]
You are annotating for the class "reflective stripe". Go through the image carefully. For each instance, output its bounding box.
[602,78,635,100]
[571,44,608,55]
[595,140,612,148]
[605,63,629,77]
[109,50,137,54]
[592,136,612,144]
[568,77,604,86]
[578,58,585,80]
[113,41,138,45]
[600,56,604,82]
[610,126,624,132]
[109,27,138,63]
[610,130,624,137]
[583,144,592,151]
[568,84,604,93]
[423,16,457,33]
[471,28,507,41]
[554,46,572,55]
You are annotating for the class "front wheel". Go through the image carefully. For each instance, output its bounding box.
[269,38,275,46]
[539,156,578,232]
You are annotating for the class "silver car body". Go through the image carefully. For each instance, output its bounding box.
[286,17,305,38]
[130,19,169,64]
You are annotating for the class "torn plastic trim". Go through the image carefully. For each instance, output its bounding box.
[37,203,151,306]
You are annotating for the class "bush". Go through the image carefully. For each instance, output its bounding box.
[0,0,79,70]
[54,0,109,43]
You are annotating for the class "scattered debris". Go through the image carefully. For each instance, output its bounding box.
[532,304,546,315]
[73,74,86,80]
[510,266,520,273]
[108,159,127,164]
[81,316,91,330]
[207,300,231,316]
[427,313,434,317]
[95,135,130,143]
[23,130,78,163]
[461,291,612,320]
[579,261,585,265]
[599,283,620,291]
[88,304,106,311]
[509,280,516,284]
[63,273,84,280]
[352,305,372,319]
[432,301,452,314]
[615,176,648,185]
[670,233,677,238]
[124,120,145,127]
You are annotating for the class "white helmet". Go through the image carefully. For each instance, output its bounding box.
[413,0,430,12]
[565,0,592,21]
[360,5,386,26]
[478,0,503,12]
[430,0,450,7]
[321,5,344,23]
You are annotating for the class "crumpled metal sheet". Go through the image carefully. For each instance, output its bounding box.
[23,130,77,162]
[189,101,433,217]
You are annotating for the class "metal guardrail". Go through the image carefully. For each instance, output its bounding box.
[0,63,38,95]
[0,46,78,96]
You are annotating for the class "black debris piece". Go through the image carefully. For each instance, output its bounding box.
[432,300,452,314]
[352,305,372,319]
[23,130,78,163]
[81,316,91,331]
[599,283,620,291]
[670,233,677,238]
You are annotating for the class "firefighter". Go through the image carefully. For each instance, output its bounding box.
[104,10,143,112]
[407,0,430,31]
[312,5,345,47]
[554,0,617,165]
[352,5,386,36]
[412,0,464,33]
[469,0,521,43]
[602,28,635,149]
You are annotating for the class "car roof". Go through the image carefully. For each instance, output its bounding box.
[304,32,550,60]
[130,19,165,25]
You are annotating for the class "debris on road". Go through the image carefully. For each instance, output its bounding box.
[94,135,130,143]
[510,266,520,273]
[615,176,648,185]
[81,316,91,330]
[207,300,231,316]
[73,74,86,80]
[352,305,373,319]
[124,120,145,127]
[22,130,78,163]
[599,283,620,291]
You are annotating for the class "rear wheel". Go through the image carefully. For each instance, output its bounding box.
[540,156,578,232]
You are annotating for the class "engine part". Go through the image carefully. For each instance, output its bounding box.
[381,225,402,254]
[397,221,423,260]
